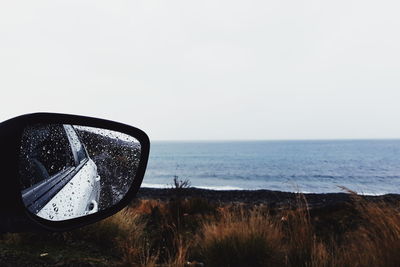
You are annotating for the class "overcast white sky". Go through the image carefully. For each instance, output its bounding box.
[1,0,400,140]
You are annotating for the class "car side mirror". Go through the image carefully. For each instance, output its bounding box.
[0,113,150,233]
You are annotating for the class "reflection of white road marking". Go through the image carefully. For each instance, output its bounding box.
[74,125,139,143]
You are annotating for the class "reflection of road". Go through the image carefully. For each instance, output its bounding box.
[76,129,141,210]
[93,151,138,209]
[92,153,118,209]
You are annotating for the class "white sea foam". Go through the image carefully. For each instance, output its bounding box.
[195,185,244,191]
[141,183,170,189]
[141,182,396,195]
[141,183,243,190]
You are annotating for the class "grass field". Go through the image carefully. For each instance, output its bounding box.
[1,182,400,267]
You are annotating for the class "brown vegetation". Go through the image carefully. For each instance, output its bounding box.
[1,191,400,267]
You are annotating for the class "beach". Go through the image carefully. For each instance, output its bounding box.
[137,187,400,208]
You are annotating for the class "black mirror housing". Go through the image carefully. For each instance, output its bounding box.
[0,113,150,233]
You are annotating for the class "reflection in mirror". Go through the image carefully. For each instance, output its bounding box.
[19,124,141,221]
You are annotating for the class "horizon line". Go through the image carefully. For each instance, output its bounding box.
[150,137,400,142]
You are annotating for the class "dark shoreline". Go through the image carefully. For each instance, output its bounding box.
[137,187,400,209]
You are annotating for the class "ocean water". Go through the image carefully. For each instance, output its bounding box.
[143,140,400,195]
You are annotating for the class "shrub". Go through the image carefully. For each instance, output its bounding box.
[196,206,285,267]
[333,198,400,267]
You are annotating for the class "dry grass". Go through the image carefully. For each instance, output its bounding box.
[332,199,400,267]
[196,205,285,267]
[111,208,158,267]
[2,193,400,267]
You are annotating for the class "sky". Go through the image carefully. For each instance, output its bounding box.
[1,0,400,141]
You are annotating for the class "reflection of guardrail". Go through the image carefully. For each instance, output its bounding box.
[22,159,88,214]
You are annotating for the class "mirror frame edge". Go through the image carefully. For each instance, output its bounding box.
[0,112,150,232]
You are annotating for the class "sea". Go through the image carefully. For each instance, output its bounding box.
[142,140,400,195]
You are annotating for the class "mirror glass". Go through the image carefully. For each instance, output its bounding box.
[18,124,141,221]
